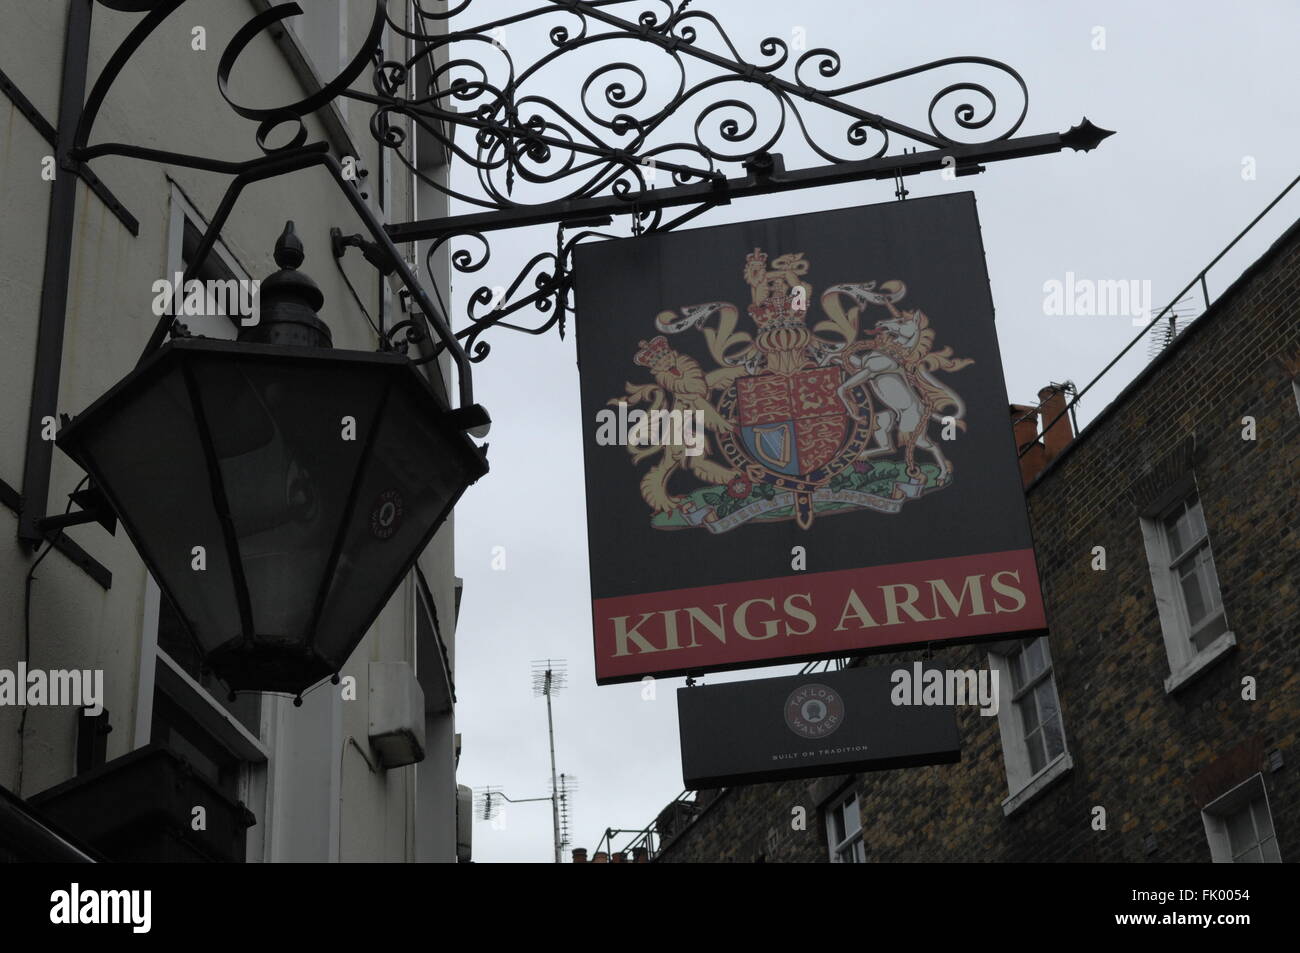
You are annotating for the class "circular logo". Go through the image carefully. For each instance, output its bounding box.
[784,683,845,739]
[369,489,404,540]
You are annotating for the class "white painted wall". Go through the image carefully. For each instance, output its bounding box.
[0,0,460,862]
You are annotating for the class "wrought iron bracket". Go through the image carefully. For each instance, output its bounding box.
[0,66,139,235]
[366,0,1112,363]
[35,484,118,539]
[389,121,1112,244]
[20,0,96,545]
[14,0,1112,552]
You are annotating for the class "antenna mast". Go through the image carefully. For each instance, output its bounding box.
[532,659,567,863]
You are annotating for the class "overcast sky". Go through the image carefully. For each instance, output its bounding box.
[440,0,1300,862]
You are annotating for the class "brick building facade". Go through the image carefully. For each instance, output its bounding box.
[643,217,1299,864]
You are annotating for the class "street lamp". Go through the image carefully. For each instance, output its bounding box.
[55,223,488,699]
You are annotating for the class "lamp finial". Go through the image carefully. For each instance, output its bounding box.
[274,221,305,270]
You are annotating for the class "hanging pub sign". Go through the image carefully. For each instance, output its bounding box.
[677,663,961,788]
[575,193,1047,684]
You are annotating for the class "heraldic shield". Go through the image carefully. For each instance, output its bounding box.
[735,368,849,476]
[716,366,876,529]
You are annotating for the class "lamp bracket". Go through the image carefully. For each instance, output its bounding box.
[36,483,118,539]
[331,228,397,277]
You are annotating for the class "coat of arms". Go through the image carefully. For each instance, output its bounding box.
[610,247,974,531]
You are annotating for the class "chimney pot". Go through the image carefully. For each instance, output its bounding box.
[572,848,588,863]
[1010,403,1043,487]
[1037,385,1074,462]
[1010,403,1039,452]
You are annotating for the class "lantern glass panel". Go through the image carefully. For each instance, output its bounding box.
[187,353,382,646]
[312,382,475,665]
[74,359,243,652]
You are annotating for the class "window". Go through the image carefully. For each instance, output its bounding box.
[165,183,250,341]
[1139,480,1234,691]
[1007,639,1066,775]
[289,0,347,79]
[1158,494,1228,652]
[135,575,271,860]
[825,793,864,863]
[988,637,1072,814]
[1203,775,1282,863]
[150,594,269,833]
[414,567,454,716]
[156,593,260,737]
[150,691,246,801]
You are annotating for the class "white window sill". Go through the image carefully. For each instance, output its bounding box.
[154,650,268,763]
[1002,752,1074,817]
[1164,631,1237,695]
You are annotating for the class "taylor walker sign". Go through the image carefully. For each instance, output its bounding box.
[677,663,960,788]
[575,193,1047,684]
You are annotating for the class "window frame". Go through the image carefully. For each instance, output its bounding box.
[988,637,1073,816]
[288,0,349,95]
[1202,774,1282,863]
[1005,639,1067,777]
[141,583,273,862]
[413,567,454,715]
[1138,475,1236,693]
[164,182,251,341]
[1157,495,1227,651]
[824,792,865,863]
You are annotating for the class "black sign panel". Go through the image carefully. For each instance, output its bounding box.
[574,192,1046,683]
[677,663,960,788]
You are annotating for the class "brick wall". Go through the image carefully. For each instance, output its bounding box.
[657,220,1300,863]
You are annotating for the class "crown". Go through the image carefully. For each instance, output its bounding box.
[748,294,807,332]
[770,252,808,277]
[634,335,674,369]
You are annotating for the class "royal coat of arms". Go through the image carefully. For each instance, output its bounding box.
[610,247,974,531]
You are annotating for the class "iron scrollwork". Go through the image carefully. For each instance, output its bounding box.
[355,0,1083,363]
[371,0,1031,211]
[72,0,476,408]
[73,0,1107,371]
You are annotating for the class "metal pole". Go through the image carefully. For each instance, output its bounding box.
[384,121,1113,245]
[545,670,561,864]
[19,0,94,544]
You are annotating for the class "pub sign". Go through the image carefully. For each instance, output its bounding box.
[677,664,961,788]
[575,193,1047,684]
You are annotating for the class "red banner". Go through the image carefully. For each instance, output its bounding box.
[594,549,1045,683]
